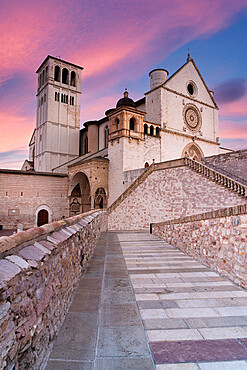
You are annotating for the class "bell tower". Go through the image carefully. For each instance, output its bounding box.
[34,56,83,172]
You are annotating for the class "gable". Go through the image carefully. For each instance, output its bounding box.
[165,60,217,108]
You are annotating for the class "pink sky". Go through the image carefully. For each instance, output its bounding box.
[0,0,246,168]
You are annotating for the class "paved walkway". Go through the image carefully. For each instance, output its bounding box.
[45,231,247,369]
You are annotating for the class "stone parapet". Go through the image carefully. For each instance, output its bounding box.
[0,210,107,369]
[152,205,247,289]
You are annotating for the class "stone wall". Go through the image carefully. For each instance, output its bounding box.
[0,170,68,230]
[108,162,247,230]
[152,205,247,289]
[0,210,107,370]
[203,149,247,185]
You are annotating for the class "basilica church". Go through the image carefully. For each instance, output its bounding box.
[3,54,244,230]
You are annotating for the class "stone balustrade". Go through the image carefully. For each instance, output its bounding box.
[184,157,247,198]
[152,204,247,289]
[0,210,107,370]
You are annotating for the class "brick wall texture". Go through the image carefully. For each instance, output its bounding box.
[152,205,247,290]
[203,149,247,185]
[108,166,247,230]
[0,210,107,370]
[0,171,68,229]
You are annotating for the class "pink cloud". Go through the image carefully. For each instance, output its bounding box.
[219,120,247,139]
[81,95,119,123]
[0,110,34,153]
[0,0,247,168]
[219,96,247,118]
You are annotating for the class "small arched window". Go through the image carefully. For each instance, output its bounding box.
[41,71,44,86]
[62,68,69,84]
[150,125,154,136]
[70,71,76,87]
[156,127,160,137]
[54,66,60,82]
[104,126,109,148]
[116,118,119,130]
[45,66,48,81]
[145,162,149,168]
[144,124,148,134]
[129,117,135,131]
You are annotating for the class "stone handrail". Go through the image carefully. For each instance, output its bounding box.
[184,157,247,198]
[202,159,247,186]
[108,158,185,214]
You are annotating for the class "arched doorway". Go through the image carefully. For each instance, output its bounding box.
[70,172,91,215]
[37,209,48,227]
[182,142,204,162]
[94,187,107,209]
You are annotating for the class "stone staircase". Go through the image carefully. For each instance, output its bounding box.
[108,157,247,215]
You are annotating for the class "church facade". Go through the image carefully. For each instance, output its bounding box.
[0,54,234,229]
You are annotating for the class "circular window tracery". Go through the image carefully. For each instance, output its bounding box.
[183,104,202,131]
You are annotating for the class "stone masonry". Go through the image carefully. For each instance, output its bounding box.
[0,210,107,370]
[108,164,247,230]
[203,149,247,185]
[152,205,247,290]
[0,170,68,229]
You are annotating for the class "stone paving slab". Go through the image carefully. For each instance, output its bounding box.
[119,231,247,368]
[45,231,247,369]
[45,232,155,369]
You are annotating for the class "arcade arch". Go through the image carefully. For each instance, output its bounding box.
[69,172,91,215]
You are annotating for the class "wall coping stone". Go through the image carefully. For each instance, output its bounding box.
[0,209,102,258]
[152,204,247,227]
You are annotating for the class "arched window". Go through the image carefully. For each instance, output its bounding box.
[45,66,48,81]
[116,118,120,130]
[129,117,135,131]
[54,66,60,82]
[145,162,149,168]
[61,94,64,103]
[156,127,160,137]
[84,136,88,154]
[104,126,109,148]
[150,125,154,135]
[70,71,76,87]
[62,68,69,84]
[144,124,148,134]
[41,71,44,86]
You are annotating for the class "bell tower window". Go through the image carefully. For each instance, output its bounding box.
[70,71,76,87]
[62,68,69,84]
[54,66,60,82]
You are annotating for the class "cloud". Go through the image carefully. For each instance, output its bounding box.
[0,110,34,153]
[0,0,247,168]
[219,95,247,118]
[214,78,246,104]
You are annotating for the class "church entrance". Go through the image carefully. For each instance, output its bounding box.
[37,209,48,226]
[69,172,91,215]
